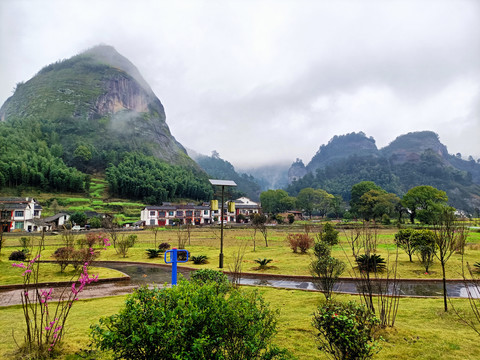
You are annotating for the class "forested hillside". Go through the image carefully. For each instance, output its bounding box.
[287,131,480,212]
[194,152,261,200]
[0,45,211,203]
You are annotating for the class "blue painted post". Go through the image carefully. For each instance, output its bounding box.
[164,248,189,285]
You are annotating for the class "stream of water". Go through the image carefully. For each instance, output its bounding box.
[99,262,480,299]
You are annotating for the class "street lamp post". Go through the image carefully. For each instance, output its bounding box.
[209,179,237,268]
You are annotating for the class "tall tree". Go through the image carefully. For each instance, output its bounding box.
[402,185,448,224]
[358,189,400,221]
[296,188,334,218]
[350,181,383,217]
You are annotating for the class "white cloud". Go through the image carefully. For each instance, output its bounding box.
[0,0,479,168]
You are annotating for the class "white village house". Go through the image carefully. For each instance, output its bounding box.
[0,197,43,232]
[141,203,212,226]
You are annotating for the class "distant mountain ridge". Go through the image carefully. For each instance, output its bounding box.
[287,131,480,212]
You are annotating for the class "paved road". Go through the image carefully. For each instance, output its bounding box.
[0,281,140,307]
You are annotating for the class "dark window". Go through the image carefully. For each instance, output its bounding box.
[15,211,24,217]
[159,211,166,217]
[150,211,156,216]
[186,211,193,217]
[176,211,184,217]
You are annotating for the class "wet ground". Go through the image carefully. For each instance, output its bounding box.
[1,262,478,307]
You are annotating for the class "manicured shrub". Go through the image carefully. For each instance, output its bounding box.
[190,269,230,294]
[287,233,314,253]
[356,254,386,272]
[317,222,339,246]
[394,228,417,262]
[313,241,331,258]
[9,250,27,261]
[158,242,171,252]
[254,258,273,269]
[190,255,208,264]
[146,249,162,258]
[116,234,137,258]
[53,247,74,272]
[19,237,30,249]
[313,301,381,360]
[90,282,291,359]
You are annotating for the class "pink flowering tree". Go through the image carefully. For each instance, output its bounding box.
[12,236,111,357]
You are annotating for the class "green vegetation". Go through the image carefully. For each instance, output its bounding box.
[195,151,261,200]
[90,282,290,359]
[106,153,213,204]
[286,131,480,213]
[0,45,208,205]
[313,301,381,359]
[2,288,480,359]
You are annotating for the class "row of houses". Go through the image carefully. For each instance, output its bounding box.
[0,196,263,232]
[140,197,261,226]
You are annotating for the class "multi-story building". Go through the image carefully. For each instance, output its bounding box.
[140,203,212,226]
[141,197,262,226]
[0,197,43,232]
[234,197,261,219]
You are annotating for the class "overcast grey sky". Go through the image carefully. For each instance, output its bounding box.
[1,0,479,168]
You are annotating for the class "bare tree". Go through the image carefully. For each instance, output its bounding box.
[252,213,268,247]
[342,224,362,259]
[177,224,188,249]
[149,226,161,248]
[103,215,119,248]
[451,261,480,336]
[433,207,467,312]
[228,241,247,288]
[343,222,401,327]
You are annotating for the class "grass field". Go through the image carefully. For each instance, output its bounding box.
[1,226,480,359]
[0,287,479,359]
[3,226,479,282]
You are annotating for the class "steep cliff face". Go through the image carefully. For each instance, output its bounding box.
[95,76,149,115]
[0,45,192,169]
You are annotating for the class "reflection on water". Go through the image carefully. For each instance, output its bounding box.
[95,262,479,299]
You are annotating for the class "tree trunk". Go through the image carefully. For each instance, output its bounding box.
[441,261,448,312]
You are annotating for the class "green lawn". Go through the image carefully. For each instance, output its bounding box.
[2,226,479,283]
[0,288,479,359]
